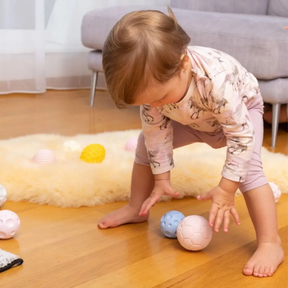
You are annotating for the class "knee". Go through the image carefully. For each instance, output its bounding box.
[208,133,226,149]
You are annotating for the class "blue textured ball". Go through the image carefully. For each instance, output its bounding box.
[160,211,185,238]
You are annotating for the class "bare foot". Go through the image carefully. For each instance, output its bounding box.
[243,242,284,277]
[98,204,149,229]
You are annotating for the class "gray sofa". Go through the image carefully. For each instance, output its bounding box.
[81,0,288,147]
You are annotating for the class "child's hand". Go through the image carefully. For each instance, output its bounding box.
[139,180,180,216]
[197,185,240,233]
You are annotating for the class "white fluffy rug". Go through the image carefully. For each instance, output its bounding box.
[0,130,287,207]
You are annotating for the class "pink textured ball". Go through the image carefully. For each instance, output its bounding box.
[177,215,212,251]
[0,210,20,239]
[32,149,56,165]
[269,182,281,203]
[125,137,138,152]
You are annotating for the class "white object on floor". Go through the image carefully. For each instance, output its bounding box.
[269,182,282,203]
[0,210,21,239]
[32,149,56,165]
[0,185,7,207]
[0,249,23,273]
[63,140,81,152]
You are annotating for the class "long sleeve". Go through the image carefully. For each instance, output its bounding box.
[209,72,255,182]
[140,105,174,174]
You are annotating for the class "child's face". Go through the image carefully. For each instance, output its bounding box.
[133,56,192,107]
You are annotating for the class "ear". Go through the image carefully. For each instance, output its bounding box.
[180,52,190,71]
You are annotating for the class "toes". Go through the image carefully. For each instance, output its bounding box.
[260,266,275,277]
[98,221,107,229]
[252,265,261,277]
[262,267,270,277]
[256,266,265,278]
[244,264,277,278]
[243,266,253,276]
[98,218,110,229]
[267,266,275,277]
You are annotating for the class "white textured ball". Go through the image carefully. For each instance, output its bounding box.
[269,182,281,203]
[0,184,7,207]
[0,210,20,239]
[125,137,138,152]
[63,140,81,152]
[177,215,212,251]
[32,149,56,165]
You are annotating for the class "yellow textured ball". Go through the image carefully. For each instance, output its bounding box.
[80,144,105,163]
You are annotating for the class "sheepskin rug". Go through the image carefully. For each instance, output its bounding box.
[0,130,287,207]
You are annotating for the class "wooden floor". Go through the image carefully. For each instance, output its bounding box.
[0,90,287,288]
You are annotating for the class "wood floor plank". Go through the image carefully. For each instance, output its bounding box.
[153,226,288,288]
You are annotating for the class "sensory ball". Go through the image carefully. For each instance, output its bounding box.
[269,182,281,203]
[177,215,212,251]
[125,137,138,152]
[63,140,81,152]
[80,144,105,163]
[32,149,56,165]
[0,184,7,207]
[0,210,20,239]
[160,210,185,238]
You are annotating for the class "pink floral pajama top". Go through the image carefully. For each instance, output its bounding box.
[140,46,262,183]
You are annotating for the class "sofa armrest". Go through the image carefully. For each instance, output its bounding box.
[170,0,269,15]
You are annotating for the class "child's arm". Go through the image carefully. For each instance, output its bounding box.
[139,171,180,216]
[199,63,258,232]
[140,105,175,175]
[138,105,178,215]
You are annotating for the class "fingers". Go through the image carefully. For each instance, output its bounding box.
[223,210,230,233]
[214,209,225,233]
[197,192,212,201]
[139,187,179,216]
[172,191,180,198]
[231,207,241,226]
[139,194,160,216]
[209,204,218,229]
[209,207,240,233]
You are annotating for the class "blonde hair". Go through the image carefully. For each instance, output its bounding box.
[102,7,191,108]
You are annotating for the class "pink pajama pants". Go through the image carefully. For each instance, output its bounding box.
[135,100,267,193]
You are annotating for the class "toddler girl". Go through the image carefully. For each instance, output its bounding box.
[98,8,284,278]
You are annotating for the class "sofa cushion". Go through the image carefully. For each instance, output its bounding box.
[268,0,288,16]
[171,0,270,15]
[173,9,288,80]
[268,0,288,17]
[81,6,288,80]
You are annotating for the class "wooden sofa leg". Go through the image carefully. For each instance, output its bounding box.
[90,71,98,107]
[271,103,281,148]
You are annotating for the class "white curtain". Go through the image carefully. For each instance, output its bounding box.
[0,0,170,94]
[0,0,45,94]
